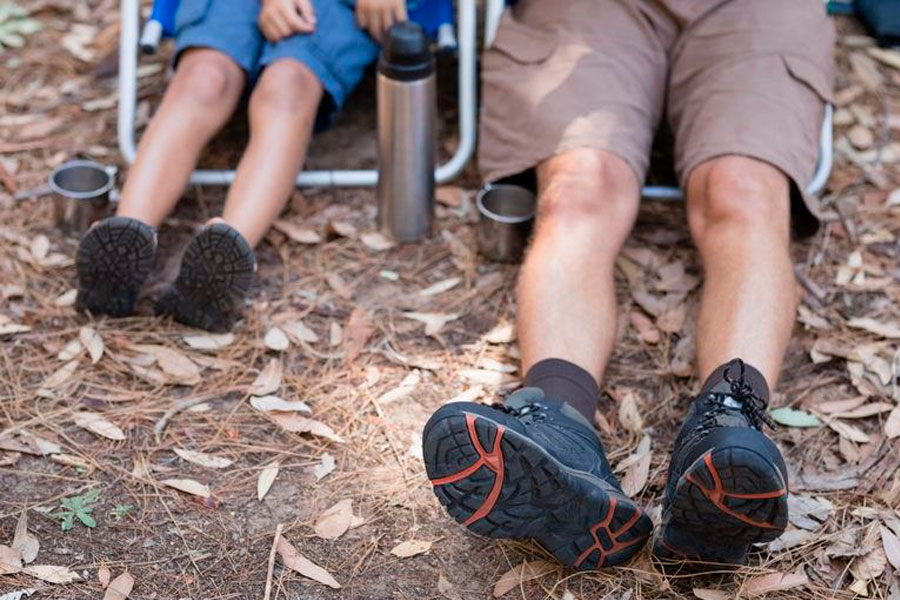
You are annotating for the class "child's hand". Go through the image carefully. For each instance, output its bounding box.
[356,0,407,43]
[259,0,316,42]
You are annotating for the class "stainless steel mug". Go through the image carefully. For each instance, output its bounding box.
[476,184,536,263]
[376,21,436,242]
[49,160,117,237]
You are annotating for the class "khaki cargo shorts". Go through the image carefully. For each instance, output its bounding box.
[478,0,835,231]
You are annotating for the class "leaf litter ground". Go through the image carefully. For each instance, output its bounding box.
[2,4,900,599]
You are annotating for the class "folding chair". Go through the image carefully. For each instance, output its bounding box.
[117,0,478,187]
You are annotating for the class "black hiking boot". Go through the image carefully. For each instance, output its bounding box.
[653,359,788,567]
[76,216,157,317]
[423,388,652,569]
[155,222,256,332]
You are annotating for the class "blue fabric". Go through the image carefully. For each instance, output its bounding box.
[173,0,379,129]
[150,0,179,35]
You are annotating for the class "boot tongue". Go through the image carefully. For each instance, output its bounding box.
[700,359,770,407]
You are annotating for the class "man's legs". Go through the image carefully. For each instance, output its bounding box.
[517,149,641,419]
[686,156,795,386]
[116,49,246,227]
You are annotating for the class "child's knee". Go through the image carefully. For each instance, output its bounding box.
[251,60,323,115]
[171,49,244,109]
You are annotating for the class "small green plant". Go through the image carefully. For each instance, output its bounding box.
[111,503,134,519]
[0,3,42,51]
[53,488,101,531]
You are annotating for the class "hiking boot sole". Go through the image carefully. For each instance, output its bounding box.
[423,405,652,570]
[653,444,788,567]
[156,223,255,332]
[76,216,156,317]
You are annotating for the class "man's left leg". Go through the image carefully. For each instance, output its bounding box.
[654,156,794,565]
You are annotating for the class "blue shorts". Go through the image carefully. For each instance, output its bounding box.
[174,0,379,127]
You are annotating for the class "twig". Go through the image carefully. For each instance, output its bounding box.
[154,396,215,440]
[263,523,283,600]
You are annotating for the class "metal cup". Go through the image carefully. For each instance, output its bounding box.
[475,183,536,263]
[48,160,117,238]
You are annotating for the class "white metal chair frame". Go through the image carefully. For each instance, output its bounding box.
[117,0,833,198]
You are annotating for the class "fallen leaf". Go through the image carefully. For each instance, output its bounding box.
[182,332,234,351]
[328,220,357,238]
[313,453,335,481]
[787,494,834,530]
[264,327,290,352]
[0,589,37,600]
[390,539,432,558]
[403,312,460,336]
[314,499,353,540]
[617,390,644,433]
[267,413,344,443]
[273,220,321,244]
[360,231,395,251]
[817,396,867,414]
[881,526,900,571]
[344,307,373,363]
[847,317,900,339]
[0,431,61,456]
[78,326,104,364]
[54,289,77,307]
[146,346,201,385]
[620,436,652,496]
[12,513,38,564]
[281,320,318,344]
[98,566,110,587]
[257,463,279,501]
[57,338,83,361]
[250,395,311,414]
[329,321,343,347]
[884,407,900,439]
[484,322,516,344]
[161,478,210,498]
[446,386,484,404]
[50,454,91,470]
[851,546,887,582]
[73,412,125,441]
[0,452,21,467]
[325,272,352,298]
[103,572,134,600]
[742,569,808,598]
[835,402,894,419]
[419,277,461,297]
[630,311,660,344]
[174,448,233,469]
[276,535,340,589]
[250,358,283,396]
[0,545,22,575]
[42,359,79,389]
[458,369,516,386]
[827,419,870,444]
[693,590,730,600]
[768,528,817,552]
[770,407,821,428]
[0,322,30,335]
[23,564,81,584]
[493,560,555,597]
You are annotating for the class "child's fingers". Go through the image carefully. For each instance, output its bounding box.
[369,11,384,42]
[293,0,316,25]
[393,1,408,23]
[356,5,369,31]
[281,3,308,33]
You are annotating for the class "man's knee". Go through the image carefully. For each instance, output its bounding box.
[250,60,323,117]
[536,149,640,242]
[687,156,791,239]
[171,49,244,109]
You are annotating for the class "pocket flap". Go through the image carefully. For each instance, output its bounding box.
[782,54,834,104]
[490,10,557,64]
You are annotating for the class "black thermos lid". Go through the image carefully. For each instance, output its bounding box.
[378,21,435,81]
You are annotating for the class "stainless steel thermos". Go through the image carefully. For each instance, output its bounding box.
[377,22,436,242]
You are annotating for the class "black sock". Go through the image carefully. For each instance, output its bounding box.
[523,358,599,421]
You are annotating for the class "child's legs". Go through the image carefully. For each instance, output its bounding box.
[219,59,322,247]
[117,48,245,228]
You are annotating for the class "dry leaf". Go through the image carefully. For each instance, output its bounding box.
[250,358,283,396]
[98,566,111,587]
[360,231,395,251]
[630,311,660,344]
[827,419,870,444]
[273,220,321,244]
[73,412,125,441]
[447,386,484,404]
[419,277,461,297]
[847,317,900,339]
[281,320,318,344]
[0,431,61,456]
[161,478,210,498]
[42,359,79,389]
[329,321,343,347]
[617,390,644,433]
[817,396,867,414]
[30,234,49,259]
[314,499,353,540]
[103,572,134,600]
[264,327,290,352]
[344,307,373,363]
[257,463,279,501]
[835,402,893,419]
[276,535,340,589]
[78,326,104,364]
[0,322,30,335]
[0,545,22,575]
[313,453,335,481]
[851,546,887,582]
[174,448,233,469]
[50,454,91,470]
[403,312,460,336]
[884,407,900,439]
[693,590,730,600]
[328,220,357,238]
[742,569,808,598]
[57,338,83,361]
[0,452,21,467]
[493,560,555,597]
[268,413,344,443]
[182,332,234,351]
[620,436,652,496]
[144,346,201,385]
[390,539,432,558]
[250,395,311,414]
[458,369,516,386]
[54,289,77,307]
[484,322,516,344]
[23,564,81,584]
[12,513,38,564]
[881,526,900,571]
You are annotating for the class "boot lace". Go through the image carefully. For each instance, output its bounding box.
[722,359,777,431]
[491,401,547,424]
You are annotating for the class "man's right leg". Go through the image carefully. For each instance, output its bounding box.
[76,49,245,317]
[518,149,642,420]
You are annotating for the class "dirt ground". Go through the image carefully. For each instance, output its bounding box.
[2,2,900,599]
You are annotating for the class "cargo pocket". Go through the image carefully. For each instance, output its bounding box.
[487,10,556,65]
[782,53,834,104]
[175,0,214,34]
